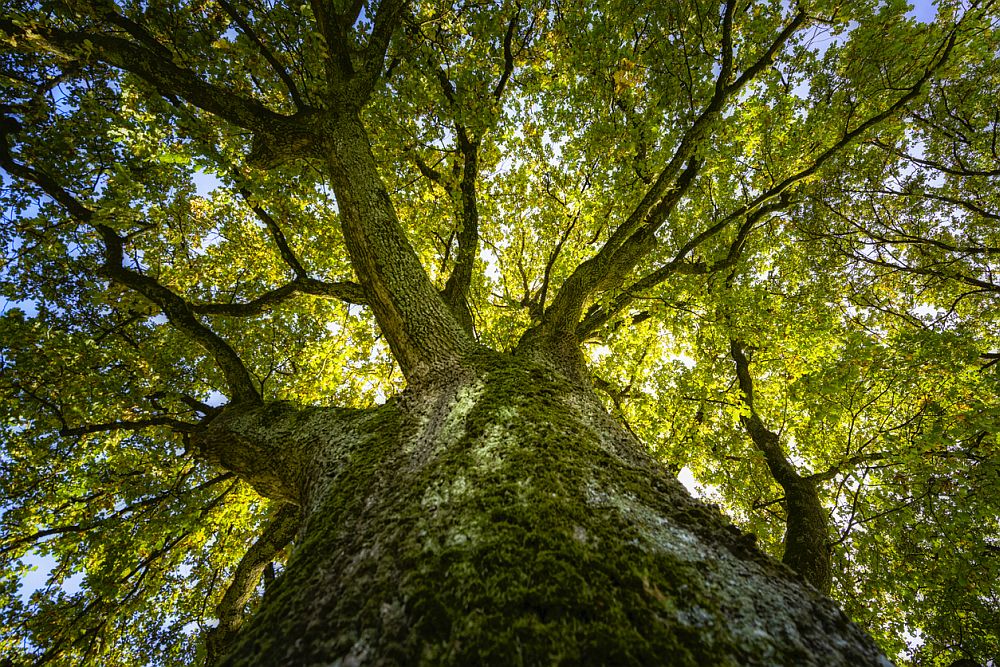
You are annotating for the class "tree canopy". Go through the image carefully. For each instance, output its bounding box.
[0,0,998,664]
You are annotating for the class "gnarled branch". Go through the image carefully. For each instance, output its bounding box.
[97,226,262,405]
[0,131,261,405]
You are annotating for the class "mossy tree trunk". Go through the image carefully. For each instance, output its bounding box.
[197,352,890,667]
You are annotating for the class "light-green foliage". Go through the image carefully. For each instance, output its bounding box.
[1,0,998,664]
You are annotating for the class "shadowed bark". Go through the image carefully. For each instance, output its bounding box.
[730,340,832,593]
[205,504,300,667]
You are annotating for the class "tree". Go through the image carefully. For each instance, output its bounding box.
[1,0,998,664]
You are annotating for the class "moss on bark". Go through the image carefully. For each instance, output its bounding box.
[218,354,889,666]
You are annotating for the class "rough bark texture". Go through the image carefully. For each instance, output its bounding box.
[324,113,474,384]
[204,352,889,666]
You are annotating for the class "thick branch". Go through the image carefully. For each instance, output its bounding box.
[192,278,367,316]
[1,20,278,130]
[192,400,385,504]
[419,43,497,334]
[98,227,262,404]
[543,5,958,347]
[1,17,329,169]
[730,340,831,593]
[535,158,700,343]
[441,135,480,335]
[216,0,306,108]
[725,7,807,93]
[323,114,473,382]
[60,416,200,437]
[205,504,299,667]
[354,0,408,102]
[715,0,737,97]
[492,8,520,100]
[808,453,892,483]
[411,151,448,186]
[537,8,810,339]
[730,341,799,486]
[98,9,174,61]
[578,198,788,338]
[192,284,301,316]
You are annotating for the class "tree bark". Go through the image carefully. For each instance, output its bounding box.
[730,340,833,594]
[323,113,474,385]
[200,352,890,666]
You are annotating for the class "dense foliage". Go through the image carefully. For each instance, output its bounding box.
[0,0,998,664]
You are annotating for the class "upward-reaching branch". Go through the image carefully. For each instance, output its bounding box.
[536,8,962,355]
[359,0,408,99]
[286,0,478,382]
[577,196,790,338]
[416,6,530,335]
[429,58,486,334]
[424,59,482,331]
[323,113,474,382]
[730,340,831,593]
[493,7,522,100]
[317,0,408,105]
[602,2,802,259]
[533,5,809,342]
[440,132,481,335]
[216,0,306,109]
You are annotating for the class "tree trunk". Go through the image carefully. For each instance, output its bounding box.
[205,352,890,666]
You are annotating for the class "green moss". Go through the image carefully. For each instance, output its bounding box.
[220,403,406,664]
[220,353,885,666]
[388,355,737,666]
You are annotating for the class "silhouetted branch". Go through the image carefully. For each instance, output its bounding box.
[217,0,305,108]
[0,132,262,405]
